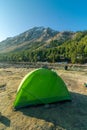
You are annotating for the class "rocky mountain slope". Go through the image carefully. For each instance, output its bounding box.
[0,27,74,53]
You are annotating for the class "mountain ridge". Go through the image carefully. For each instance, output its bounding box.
[0,26,74,53]
[0,28,87,63]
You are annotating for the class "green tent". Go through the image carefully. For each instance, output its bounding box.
[14,68,71,109]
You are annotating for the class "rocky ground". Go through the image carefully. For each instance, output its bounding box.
[0,63,87,130]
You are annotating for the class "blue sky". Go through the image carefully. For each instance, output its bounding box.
[0,0,87,41]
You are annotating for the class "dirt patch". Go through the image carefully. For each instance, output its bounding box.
[0,65,87,130]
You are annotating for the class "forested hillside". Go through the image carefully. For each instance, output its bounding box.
[0,28,87,64]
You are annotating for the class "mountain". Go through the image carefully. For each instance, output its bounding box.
[0,27,58,53]
[0,28,87,63]
[0,27,74,53]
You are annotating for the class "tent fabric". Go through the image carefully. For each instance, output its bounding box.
[14,68,71,109]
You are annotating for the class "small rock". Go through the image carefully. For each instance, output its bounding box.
[44,104,50,108]
[0,112,1,118]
